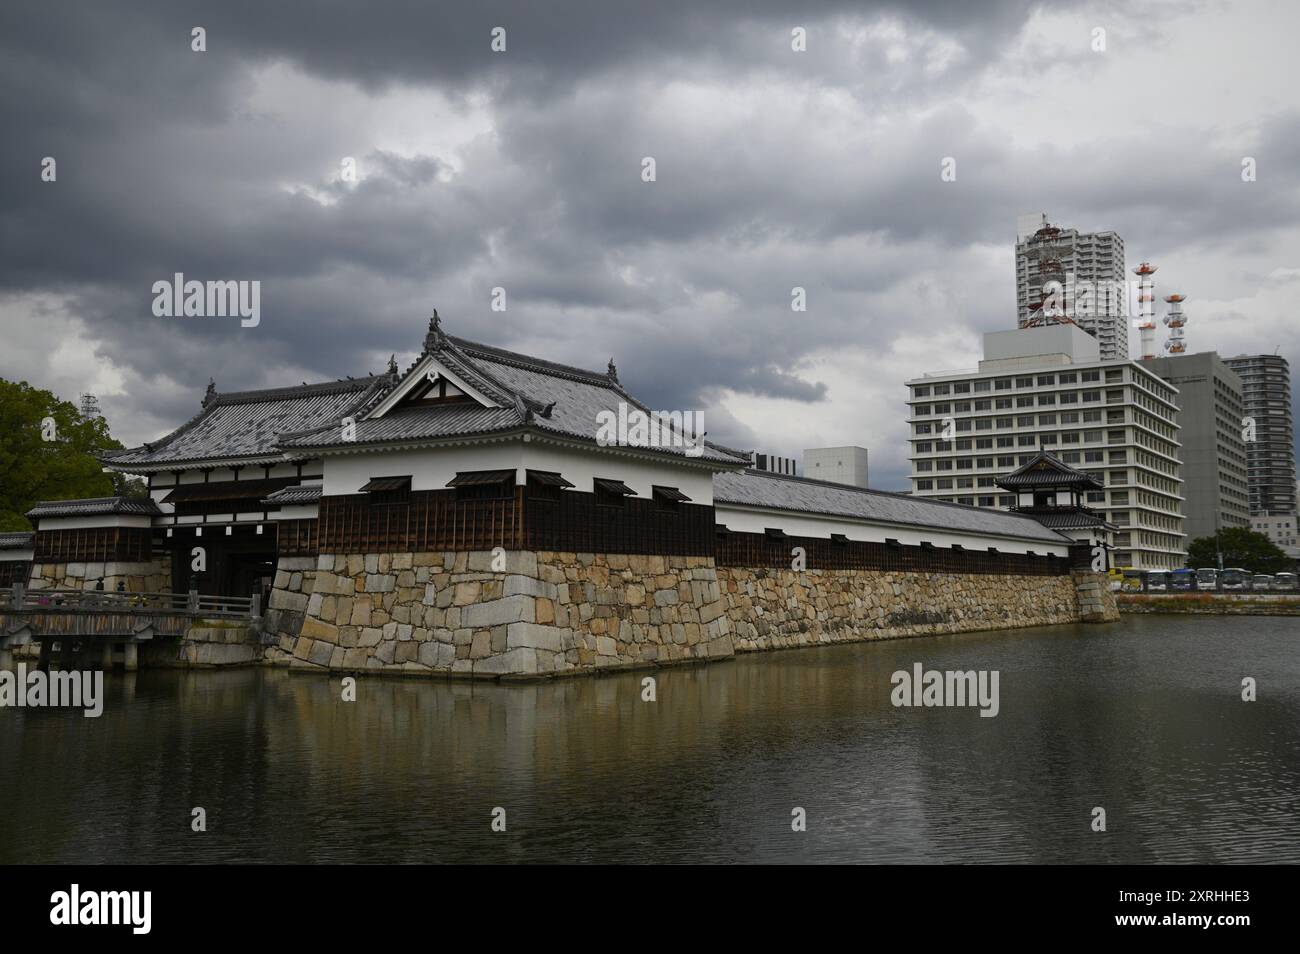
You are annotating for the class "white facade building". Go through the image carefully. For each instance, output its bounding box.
[1015,214,1129,360]
[905,324,1186,569]
[1251,514,1298,548]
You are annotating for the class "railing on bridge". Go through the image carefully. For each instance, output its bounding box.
[7,585,260,620]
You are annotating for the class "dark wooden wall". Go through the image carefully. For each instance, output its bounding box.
[276,519,319,557]
[315,488,717,556]
[317,489,523,554]
[521,494,715,556]
[34,527,153,563]
[0,560,31,587]
[308,488,1070,575]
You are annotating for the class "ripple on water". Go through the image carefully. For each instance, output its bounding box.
[1,615,1298,863]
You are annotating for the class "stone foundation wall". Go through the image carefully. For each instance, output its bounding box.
[138,622,263,668]
[718,567,1109,652]
[262,555,319,646]
[271,550,732,677]
[27,559,170,594]
[1118,593,1300,615]
[274,550,1114,679]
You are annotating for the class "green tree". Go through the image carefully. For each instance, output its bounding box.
[0,379,127,531]
[1185,527,1292,574]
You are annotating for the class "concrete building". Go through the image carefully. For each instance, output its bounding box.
[750,452,797,476]
[1146,352,1250,544]
[906,323,1186,569]
[1015,213,1129,360]
[1251,514,1297,548]
[1222,354,1297,516]
[802,446,868,488]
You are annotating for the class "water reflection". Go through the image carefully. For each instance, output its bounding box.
[2,615,1298,863]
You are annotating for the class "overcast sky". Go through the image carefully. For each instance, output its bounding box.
[3,0,1299,490]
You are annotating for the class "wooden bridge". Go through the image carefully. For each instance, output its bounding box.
[0,584,260,671]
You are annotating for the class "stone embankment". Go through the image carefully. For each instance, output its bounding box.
[264,550,1117,678]
[1119,593,1300,616]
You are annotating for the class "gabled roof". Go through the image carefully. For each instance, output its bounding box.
[102,377,390,470]
[282,314,751,467]
[97,312,751,472]
[713,469,1073,545]
[26,497,162,519]
[997,451,1104,491]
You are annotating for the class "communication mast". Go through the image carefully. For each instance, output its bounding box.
[1133,263,1158,359]
[79,392,101,420]
[1023,222,1079,328]
[1163,294,1187,354]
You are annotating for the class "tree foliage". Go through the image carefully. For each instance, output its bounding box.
[0,379,128,531]
[1185,527,1292,574]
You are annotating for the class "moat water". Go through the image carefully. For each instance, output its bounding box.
[2,615,1298,864]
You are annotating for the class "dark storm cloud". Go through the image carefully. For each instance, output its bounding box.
[3,0,1298,491]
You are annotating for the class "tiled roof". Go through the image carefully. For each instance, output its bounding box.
[100,316,751,470]
[262,485,323,505]
[281,404,524,448]
[998,451,1103,490]
[0,532,35,550]
[1015,509,1115,530]
[102,377,388,469]
[283,325,751,466]
[712,469,1072,544]
[26,497,163,519]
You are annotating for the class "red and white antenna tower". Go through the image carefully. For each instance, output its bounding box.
[1163,294,1187,354]
[1133,262,1158,359]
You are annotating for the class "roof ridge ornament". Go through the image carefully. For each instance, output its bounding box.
[387,353,398,376]
[607,357,619,383]
[202,378,217,408]
[424,309,447,353]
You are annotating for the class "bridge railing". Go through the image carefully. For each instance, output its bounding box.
[7,585,259,620]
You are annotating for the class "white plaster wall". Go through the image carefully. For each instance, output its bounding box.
[321,438,719,503]
[521,440,716,503]
[273,505,319,520]
[714,504,1071,555]
[323,442,524,495]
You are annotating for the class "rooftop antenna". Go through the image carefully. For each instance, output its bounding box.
[1162,294,1187,355]
[1133,263,1158,359]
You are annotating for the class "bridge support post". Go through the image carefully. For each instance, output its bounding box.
[123,641,139,672]
[101,641,116,671]
[0,647,12,671]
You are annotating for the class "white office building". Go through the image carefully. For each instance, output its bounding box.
[1015,213,1129,360]
[1251,514,1298,548]
[905,323,1186,569]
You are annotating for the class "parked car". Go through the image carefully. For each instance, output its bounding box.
[1252,574,1274,591]
[1220,568,1252,591]
[1273,572,1299,591]
[1145,570,1170,592]
[1169,568,1196,591]
[1195,567,1219,591]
